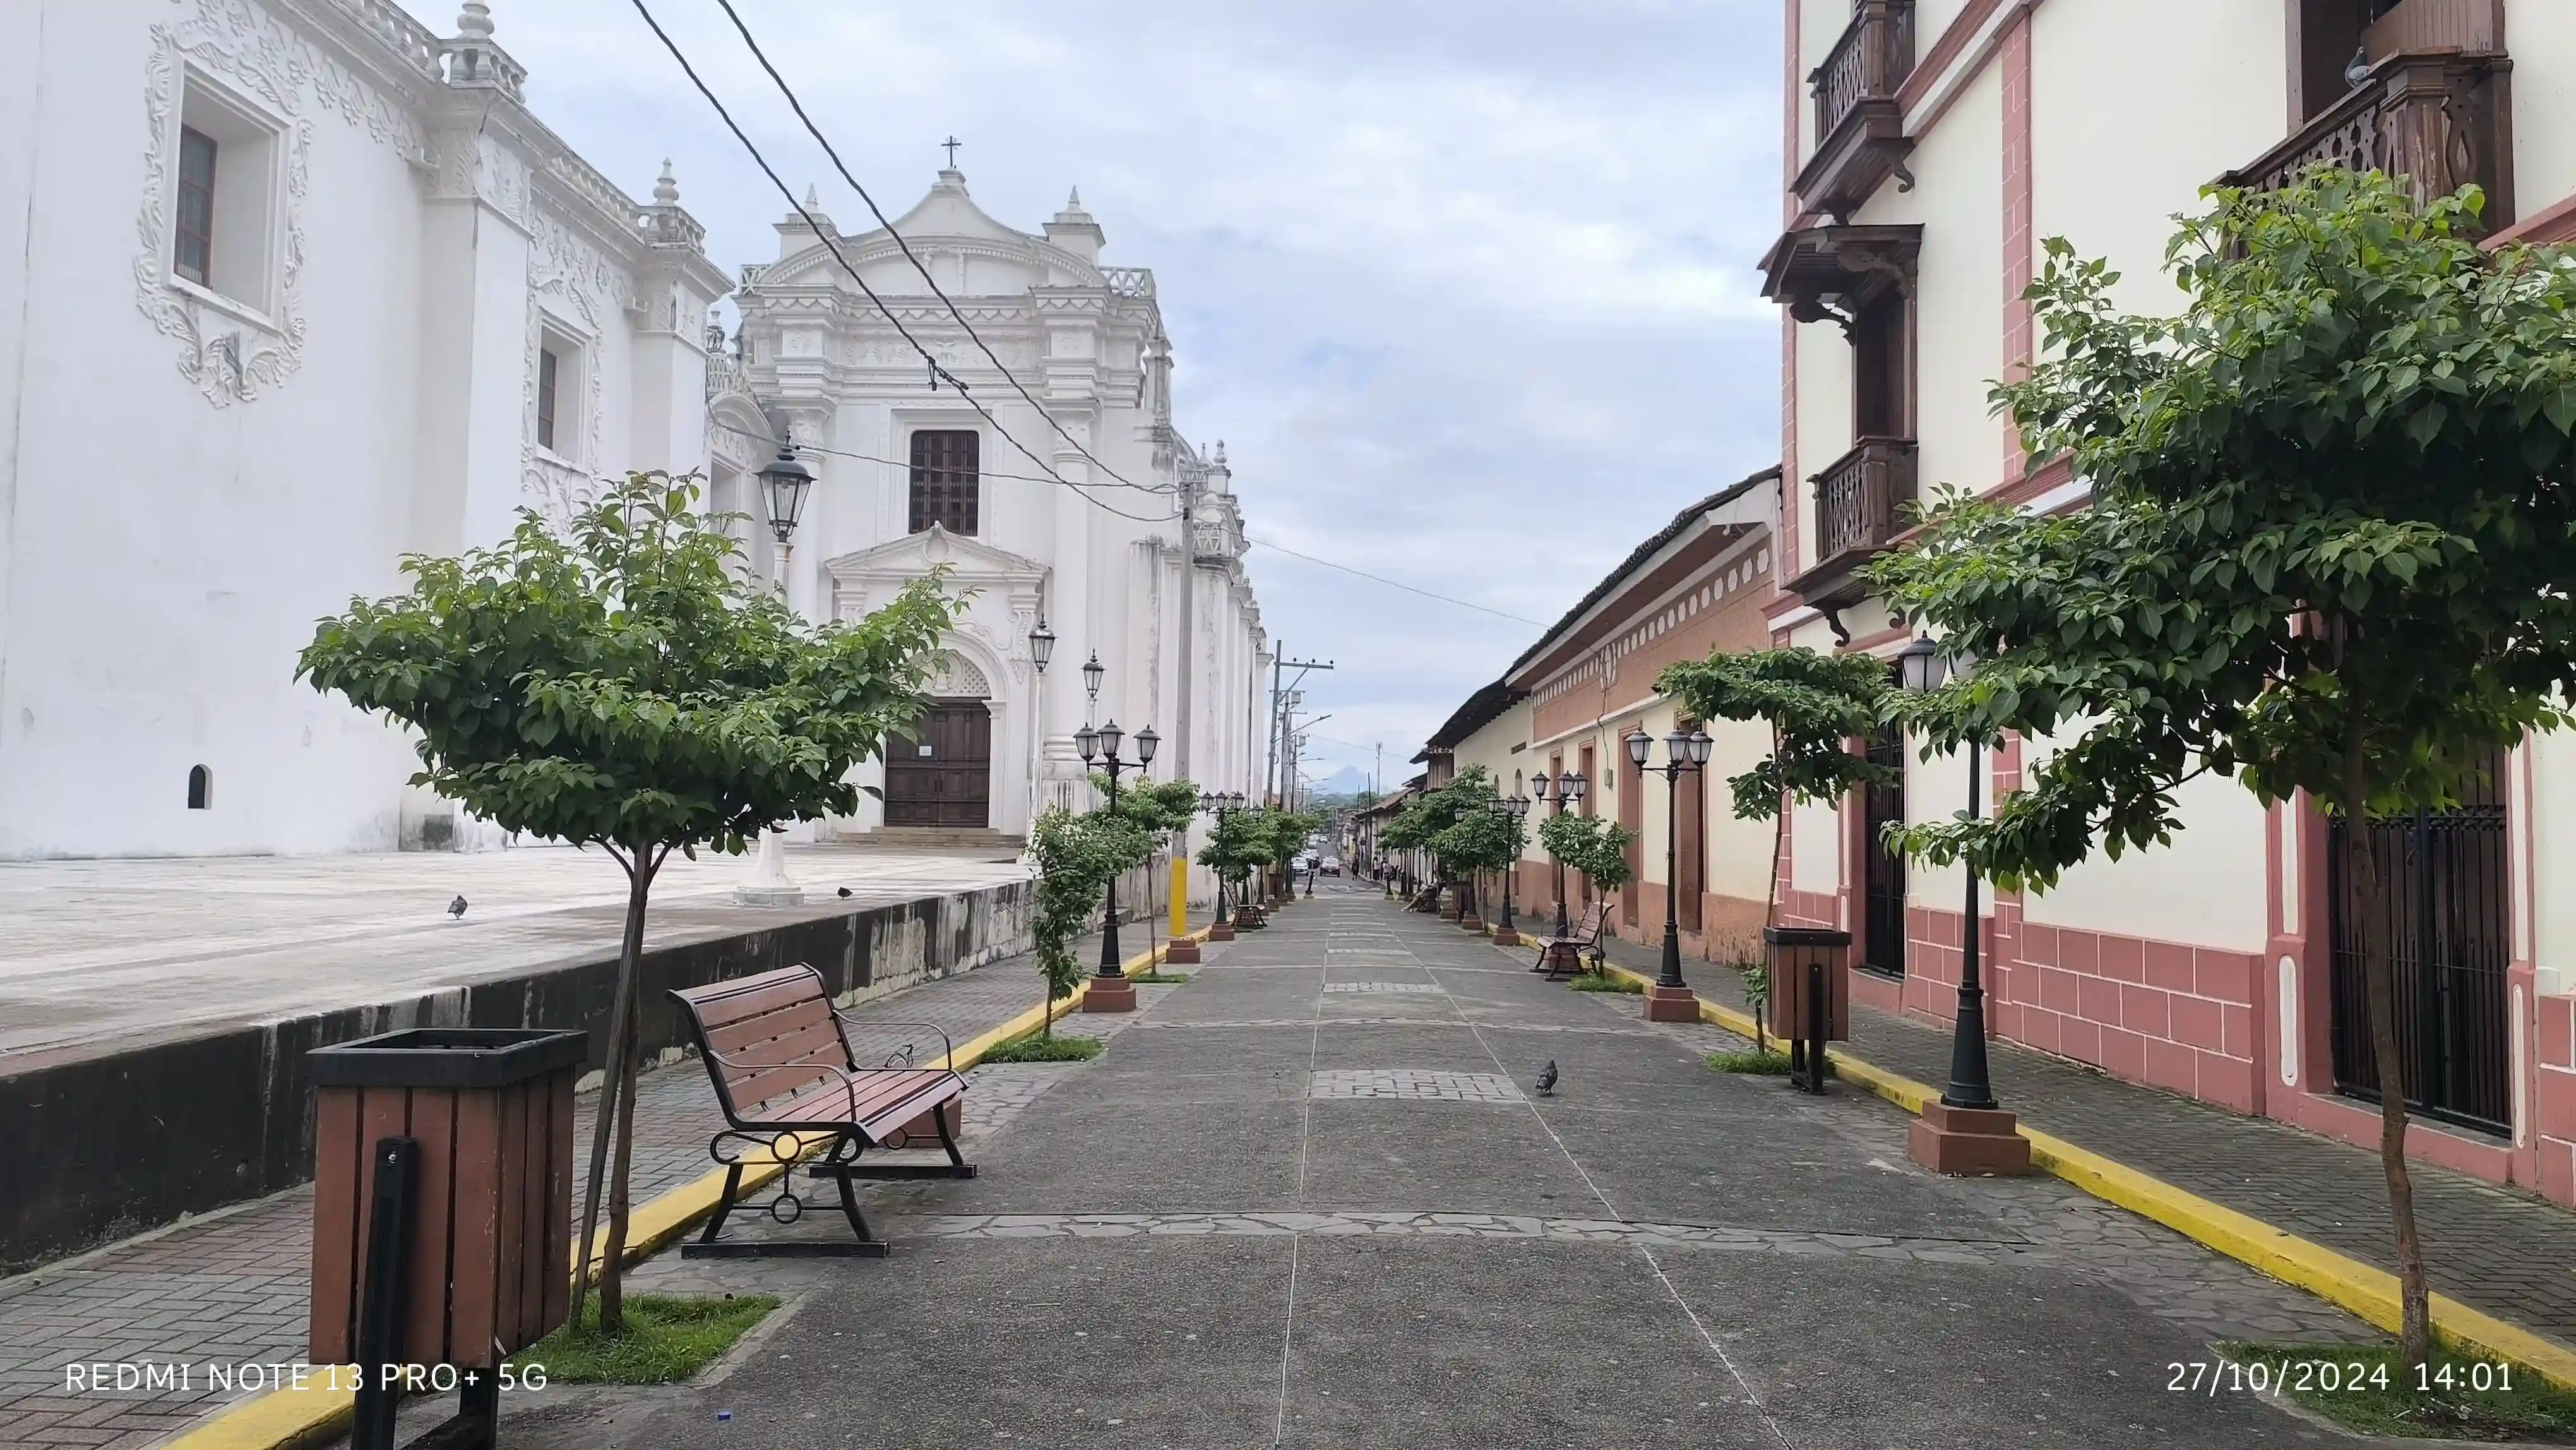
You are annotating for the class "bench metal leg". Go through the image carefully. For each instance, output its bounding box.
[695,1163,743,1249]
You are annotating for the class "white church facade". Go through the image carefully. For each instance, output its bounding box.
[0,0,1270,860]
[715,167,1273,844]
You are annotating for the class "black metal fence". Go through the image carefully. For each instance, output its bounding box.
[2327,765,2513,1135]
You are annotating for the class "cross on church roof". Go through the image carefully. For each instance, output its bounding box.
[941,136,962,168]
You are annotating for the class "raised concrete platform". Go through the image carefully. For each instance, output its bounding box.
[0,844,1033,1271]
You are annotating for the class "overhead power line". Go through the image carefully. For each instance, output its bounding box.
[708,0,1164,496]
[1243,534,1547,626]
[624,0,1153,524]
[708,419,1176,524]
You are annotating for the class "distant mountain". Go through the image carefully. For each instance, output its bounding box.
[1311,765,1375,798]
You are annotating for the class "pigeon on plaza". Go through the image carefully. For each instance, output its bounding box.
[447,894,468,920]
[1534,1060,1559,1096]
[838,886,853,898]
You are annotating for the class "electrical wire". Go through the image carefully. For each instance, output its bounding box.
[708,0,1166,497]
[708,419,1178,524]
[624,0,1159,524]
[1241,534,1547,626]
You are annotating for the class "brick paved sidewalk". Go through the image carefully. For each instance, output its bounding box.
[1589,928,2576,1350]
[0,938,1083,1449]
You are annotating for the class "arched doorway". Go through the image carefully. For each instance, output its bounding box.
[883,654,995,829]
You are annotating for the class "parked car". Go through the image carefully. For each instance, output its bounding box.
[1321,858,1343,876]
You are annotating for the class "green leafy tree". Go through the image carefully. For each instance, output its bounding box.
[1537,812,1636,896]
[1378,767,1496,899]
[1867,171,2576,1371]
[1196,805,1277,909]
[1265,808,1325,896]
[1432,801,1522,921]
[1026,806,1154,1036]
[1657,649,1901,1046]
[298,475,960,1331]
[1108,776,1204,836]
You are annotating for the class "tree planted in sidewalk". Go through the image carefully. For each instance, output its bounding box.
[298,474,959,1333]
[1867,170,2576,1373]
[1537,812,1635,901]
[1431,796,1524,922]
[1197,803,1279,913]
[1026,805,1154,1036]
[1379,766,1495,904]
[1657,649,1900,1046]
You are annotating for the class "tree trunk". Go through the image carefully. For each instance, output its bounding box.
[2344,709,2433,1372]
[569,853,654,1334]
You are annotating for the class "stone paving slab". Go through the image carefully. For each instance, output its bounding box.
[0,930,1097,1449]
[1590,926,2576,1350]
[568,888,2373,1448]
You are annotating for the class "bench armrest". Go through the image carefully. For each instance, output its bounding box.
[827,1012,961,1076]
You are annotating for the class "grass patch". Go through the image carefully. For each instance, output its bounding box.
[1126,970,1191,983]
[510,1294,777,1385]
[1567,972,1644,994]
[1708,1049,1830,1077]
[2216,1342,2576,1441]
[978,1032,1106,1064]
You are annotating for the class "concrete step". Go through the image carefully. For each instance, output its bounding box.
[843,827,1029,852]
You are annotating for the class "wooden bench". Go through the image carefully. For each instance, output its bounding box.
[1539,901,1613,980]
[1234,901,1270,929]
[670,965,974,1258]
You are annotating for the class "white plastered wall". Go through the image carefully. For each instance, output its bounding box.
[2507,0,2576,214]
[2016,731,2271,954]
[2032,0,2288,321]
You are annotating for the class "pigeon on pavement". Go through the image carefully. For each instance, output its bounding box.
[447,894,468,920]
[1534,1060,1559,1096]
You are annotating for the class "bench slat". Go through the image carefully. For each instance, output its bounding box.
[742,1070,957,1137]
[713,1020,842,1084]
[703,995,833,1058]
[675,968,825,1033]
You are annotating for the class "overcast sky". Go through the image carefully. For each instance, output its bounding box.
[436,0,1785,793]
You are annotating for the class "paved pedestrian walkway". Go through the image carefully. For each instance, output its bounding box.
[1586,926,2576,1353]
[0,930,1083,1449]
[512,885,2378,1448]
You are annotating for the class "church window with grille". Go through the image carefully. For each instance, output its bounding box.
[909,430,979,535]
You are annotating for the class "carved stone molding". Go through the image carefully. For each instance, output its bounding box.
[133,0,321,407]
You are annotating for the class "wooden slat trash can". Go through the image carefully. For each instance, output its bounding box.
[1763,926,1851,1094]
[309,1028,586,1450]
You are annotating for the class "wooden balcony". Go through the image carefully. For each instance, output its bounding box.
[1795,1,1916,222]
[1789,437,1917,608]
[2220,41,2512,231]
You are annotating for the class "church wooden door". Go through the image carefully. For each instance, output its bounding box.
[883,704,992,828]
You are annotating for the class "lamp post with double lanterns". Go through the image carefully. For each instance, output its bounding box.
[1628,727,1714,1021]
[1893,634,2031,1175]
[1528,765,1587,952]
[1076,717,1157,1012]
[1488,791,1531,946]
[737,436,816,906]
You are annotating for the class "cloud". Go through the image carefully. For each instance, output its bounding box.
[444,0,1783,765]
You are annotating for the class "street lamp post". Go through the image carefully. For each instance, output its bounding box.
[1490,792,1530,946]
[1894,634,2031,1175]
[1628,728,1712,1021]
[1078,717,1157,1012]
[738,436,815,907]
[1026,618,1055,830]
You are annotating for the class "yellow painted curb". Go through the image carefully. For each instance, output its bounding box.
[168,923,1217,1450]
[1569,954,2576,1389]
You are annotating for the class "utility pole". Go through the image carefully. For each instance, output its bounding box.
[1267,649,1334,804]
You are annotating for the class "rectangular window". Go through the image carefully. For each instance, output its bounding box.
[537,346,561,453]
[909,429,980,535]
[175,127,217,287]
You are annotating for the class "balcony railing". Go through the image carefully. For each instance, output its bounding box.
[2220,49,2510,231]
[1811,0,1916,148]
[1797,1,1916,220]
[1811,437,1917,577]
